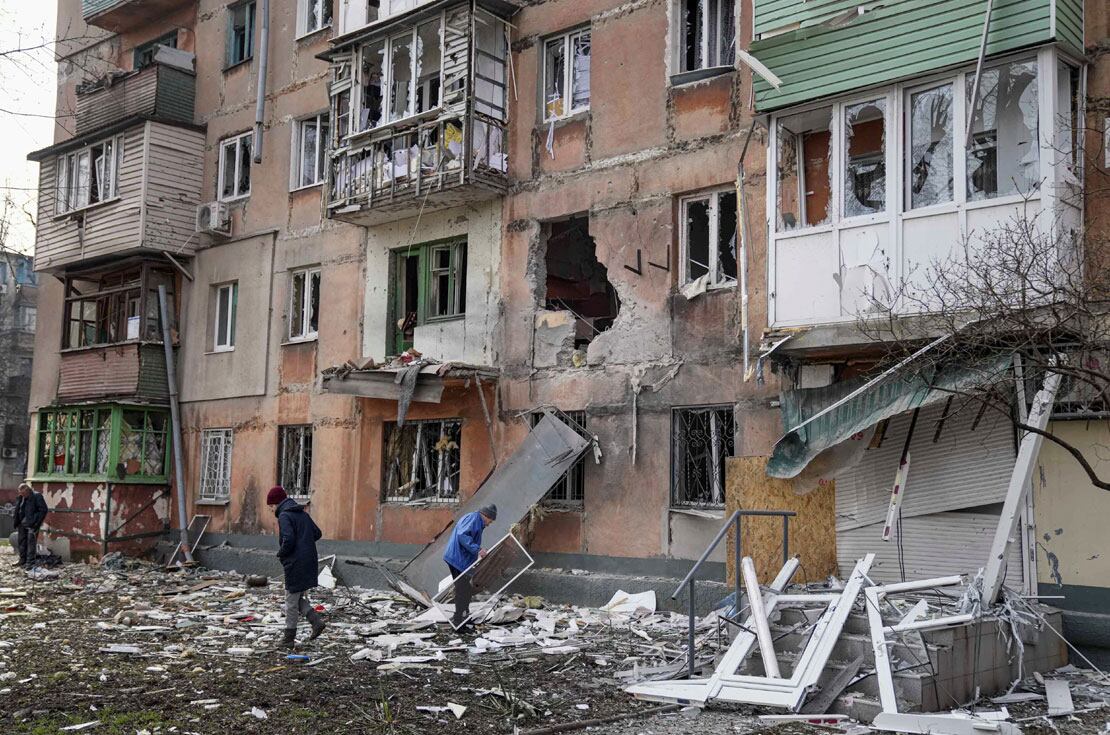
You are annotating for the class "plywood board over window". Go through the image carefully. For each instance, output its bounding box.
[725,455,836,584]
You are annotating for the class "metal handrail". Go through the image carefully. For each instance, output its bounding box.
[672,509,797,677]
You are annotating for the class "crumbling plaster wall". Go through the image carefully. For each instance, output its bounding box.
[360,201,502,366]
[501,0,779,562]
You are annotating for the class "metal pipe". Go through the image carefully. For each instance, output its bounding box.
[688,583,697,677]
[733,514,742,618]
[782,515,789,566]
[965,0,995,147]
[672,509,740,599]
[158,285,193,563]
[102,482,112,557]
[252,0,271,163]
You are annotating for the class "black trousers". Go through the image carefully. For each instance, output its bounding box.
[447,564,472,627]
[17,526,37,566]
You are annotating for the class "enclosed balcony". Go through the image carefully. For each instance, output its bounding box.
[28,62,204,273]
[82,0,195,34]
[324,0,514,226]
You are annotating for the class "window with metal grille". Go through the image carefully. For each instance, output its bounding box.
[199,429,233,502]
[382,418,462,503]
[278,425,313,499]
[530,411,586,505]
[671,405,735,508]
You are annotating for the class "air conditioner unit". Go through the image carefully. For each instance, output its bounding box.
[195,201,232,237]
[1,448,18,459]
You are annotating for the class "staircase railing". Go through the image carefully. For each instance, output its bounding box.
[671,509,796,677]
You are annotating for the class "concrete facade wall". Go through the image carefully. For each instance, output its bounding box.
[0,255,36,490]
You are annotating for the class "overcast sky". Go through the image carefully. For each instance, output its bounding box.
[0,0,59,254]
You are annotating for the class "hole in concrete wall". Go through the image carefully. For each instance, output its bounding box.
[542,216,621,350]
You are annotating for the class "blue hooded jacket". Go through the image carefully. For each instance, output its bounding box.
[443,510,486,572]
[276,497,322,593]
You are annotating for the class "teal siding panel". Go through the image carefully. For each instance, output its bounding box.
[754,0,874,37]
[752,0,1057,110]
[82,0,121,17]
[1055,0,1085,54]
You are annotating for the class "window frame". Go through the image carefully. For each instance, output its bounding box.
[199,428,234,503]
[213,282,238,352]
[217,131,253,202]
[673,0,736,79]
[389,239,466,354]
[55,135,124,216]
[291,113,330,190]
[382,417,463,503]
[297,0,333,39]
[31,405,170,484]
[277,424,313,500]
[133,31,178,70]
[678,188,738,288]
[541,27,591,122]
[61,262,177,350]
[288,266,321,342]
[227,0,257,69]
[670,404,736,510]
[531,411,587,507]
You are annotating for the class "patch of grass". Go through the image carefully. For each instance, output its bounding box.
[17,709,168,735]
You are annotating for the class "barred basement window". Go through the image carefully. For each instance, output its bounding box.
[199,429,233,502]
[531,411,586,505]
[671,405,735,508]
[278,425,313,499]
[383,418,462,503]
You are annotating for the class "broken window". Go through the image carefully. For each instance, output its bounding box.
[681,190,737,286]
[200,428,233,502]
[672,406,734,508]
[294,113,329,188]
[844,99,887,217]
[227,1,256,67]
[118,409,168,478]
[966,60,1039,201]
[530,411,586,505]
[359,40,385,131]
[414,21,441,114]
[389,240,466,353]
[379,18,443,124]
[56,135,122,214]
[1055,60,1082,179]
[383,418,462,503]
[35,407,112,478]
[776,107,832,230]
[218,132,252,201]
[473,11,508,121]
[278,425,313,499]
[62,263,177,349]
[543,217,620,349]
[213,282,237,351]
[388,32,413,121]
[300,0,332,36]
[907,83,954,209]
[133,31,177,70]
[542,28,591,121]
[677,0,735,74]
[428,241,466,319]
[288,267,321,342]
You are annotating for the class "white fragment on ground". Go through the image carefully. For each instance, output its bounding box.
[249,706,268,720]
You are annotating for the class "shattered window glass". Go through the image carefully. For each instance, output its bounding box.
[415,21,441,114]
[383,419,463,503]
[967,60,1039,201]
[1055,60,1081,179]
[278,425,313,498]
[531,411,587,504]
[908,84,954,209]
[672,406,735,508]
[684,197,710,281]
[678,0,735,73]
[683,191,736,286]
[289,267,320,340]
[543,36,566,120]
[571,31,591,109]
[388,32,413,121]
[844,99,886,217]
[716,191,738,283]
[359,40,384,131]
[777,107,832,230]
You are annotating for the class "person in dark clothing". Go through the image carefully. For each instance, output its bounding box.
[266,485,326,649]
[13,483,48,568]
[442,504,497,629]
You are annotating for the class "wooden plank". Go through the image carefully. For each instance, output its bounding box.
[725,456,837,585]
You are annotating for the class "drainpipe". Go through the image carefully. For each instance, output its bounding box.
[253,0,270,163]
[158,285,192,564]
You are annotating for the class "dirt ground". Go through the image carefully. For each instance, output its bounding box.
[2,543,1108,735]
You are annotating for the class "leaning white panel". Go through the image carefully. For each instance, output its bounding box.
[871,711,1022,734]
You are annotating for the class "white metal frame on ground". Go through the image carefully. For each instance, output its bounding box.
[863,576,1020,734]
[628,554,875,711]
[432,532,534,631]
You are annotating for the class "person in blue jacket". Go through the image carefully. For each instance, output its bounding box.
[266,485,326,649]
[443,504,497,629]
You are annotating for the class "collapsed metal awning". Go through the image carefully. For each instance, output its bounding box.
[767,349,1014,479]
[396,411,593,601]
[322,362,497,401]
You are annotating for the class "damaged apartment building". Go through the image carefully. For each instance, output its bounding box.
[22,0,1110,661]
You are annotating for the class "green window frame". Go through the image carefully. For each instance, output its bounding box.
[390,239,467,354]
[32,405,170,484]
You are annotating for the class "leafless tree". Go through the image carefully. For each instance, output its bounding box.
[854,129,1110,490]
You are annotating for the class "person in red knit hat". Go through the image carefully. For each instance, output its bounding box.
[266,484,326,648]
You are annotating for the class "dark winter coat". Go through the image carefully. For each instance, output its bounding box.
[275,498,322,593]
[14,492,48,531]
